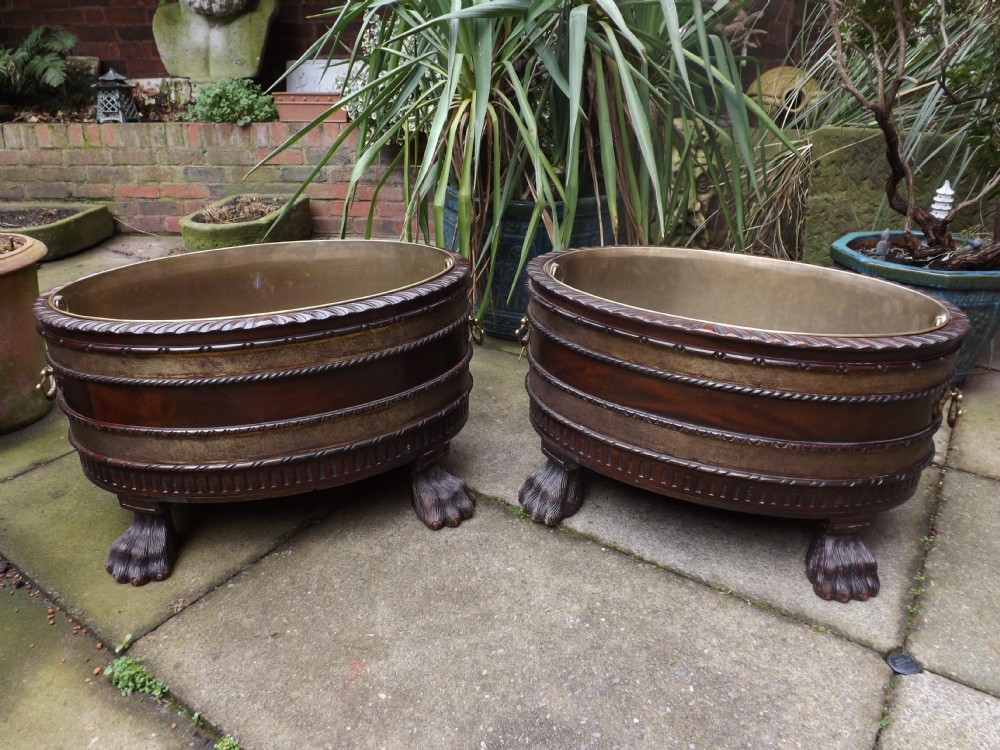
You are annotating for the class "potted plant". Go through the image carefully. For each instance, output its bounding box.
[0,233,54,434]
[0,203,114,261]
[179,194,312,251]
[0,26,94,120]
[816,0,1000,379]
[265,0,791,334]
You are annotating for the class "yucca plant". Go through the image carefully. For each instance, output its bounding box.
[266,0,792,318]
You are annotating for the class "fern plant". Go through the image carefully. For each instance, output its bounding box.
[0,26,82,109]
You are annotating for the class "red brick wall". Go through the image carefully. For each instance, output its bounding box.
[0,0,347,85]
[0,119,406,236]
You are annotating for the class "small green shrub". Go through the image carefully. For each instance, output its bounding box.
[214,736,242,750]
[107,656,169,699]
[187,78,277,126]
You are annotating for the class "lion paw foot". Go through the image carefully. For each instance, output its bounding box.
[518,459,583,526]
[806,531,879,602]
[411,464,475,530]
[105,512,178,586]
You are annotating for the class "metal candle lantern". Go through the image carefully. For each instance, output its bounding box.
[94,69,141,123]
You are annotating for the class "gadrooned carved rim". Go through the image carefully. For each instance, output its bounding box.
[35,252,470,339]
[527,250,969,354]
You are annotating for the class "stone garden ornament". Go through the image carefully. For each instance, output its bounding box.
[153,0,278,82]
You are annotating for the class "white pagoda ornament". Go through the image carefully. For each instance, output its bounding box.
[930,180,955,220]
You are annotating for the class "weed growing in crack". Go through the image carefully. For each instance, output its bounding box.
[107,656,168,698]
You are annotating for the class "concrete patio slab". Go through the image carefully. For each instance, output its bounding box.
[0,407,73,481]
[0,452,344,643]
[0,566,210,749]
[133,481,890,750]
[561,470,936,653]
[948,368,1000,481]
[880,671,1000,750]
[36,233,184,293]
[909,469,1000,696]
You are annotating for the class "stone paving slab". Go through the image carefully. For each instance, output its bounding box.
[0,567,210,750]
[133,478,890,750]
[452,343,937,653]
[562,471,936,653]
[36,233,184,293]
[0,453,342,643]
[879,672,1000,750]
[909,469,1000,696]
[0,407,73,481]
[948,368,1000,481]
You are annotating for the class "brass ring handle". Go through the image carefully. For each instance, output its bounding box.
[468,314,484,346]
[516,316,531,347]
[36,365,57,400]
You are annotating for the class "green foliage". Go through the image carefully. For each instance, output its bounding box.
[107,656,169,699]
[267,0,790,318]
[214,737,241,750]
[0,26,90,110]
[188,78,278,126]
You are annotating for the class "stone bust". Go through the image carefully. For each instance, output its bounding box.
[153,0,278,82]
[181,0,251,17]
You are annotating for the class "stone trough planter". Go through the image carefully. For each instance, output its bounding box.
[0,203,115,261]
[179,194,312,251]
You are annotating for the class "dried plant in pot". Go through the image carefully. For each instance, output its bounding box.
[816,0,1000,379]
[0,203,114,261]
[179,194,312,251]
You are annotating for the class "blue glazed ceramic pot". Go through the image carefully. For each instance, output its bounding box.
[831,231,1000,381]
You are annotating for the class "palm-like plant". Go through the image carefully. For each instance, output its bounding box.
[268,0,791,316]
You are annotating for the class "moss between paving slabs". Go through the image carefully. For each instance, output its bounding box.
[6,203,115,261]
[180,194,312,251]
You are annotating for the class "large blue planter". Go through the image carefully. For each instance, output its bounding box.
[443,191,615,339]
[831,231,1000,381]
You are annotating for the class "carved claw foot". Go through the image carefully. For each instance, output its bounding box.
[806,524,880,602]
[105,511,178,586]
[518,458,584,526]
[411,463,476,530]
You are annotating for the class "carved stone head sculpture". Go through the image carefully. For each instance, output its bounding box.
[180,0,251,17]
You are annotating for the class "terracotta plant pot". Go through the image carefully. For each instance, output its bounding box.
[272,92,345,123]
[831,230,1000,382]
[179,194,312,251]
[0,233,54,434]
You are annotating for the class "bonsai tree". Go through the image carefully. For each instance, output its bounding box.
[826,0,1000,268]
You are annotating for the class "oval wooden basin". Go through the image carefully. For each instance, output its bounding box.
[35,239,476,584]
[518,246,969,602]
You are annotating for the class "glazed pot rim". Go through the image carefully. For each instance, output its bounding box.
[0,232,46,276]
[530,245,967,347]
[42,239,458,325]
[831,230,1000,290]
